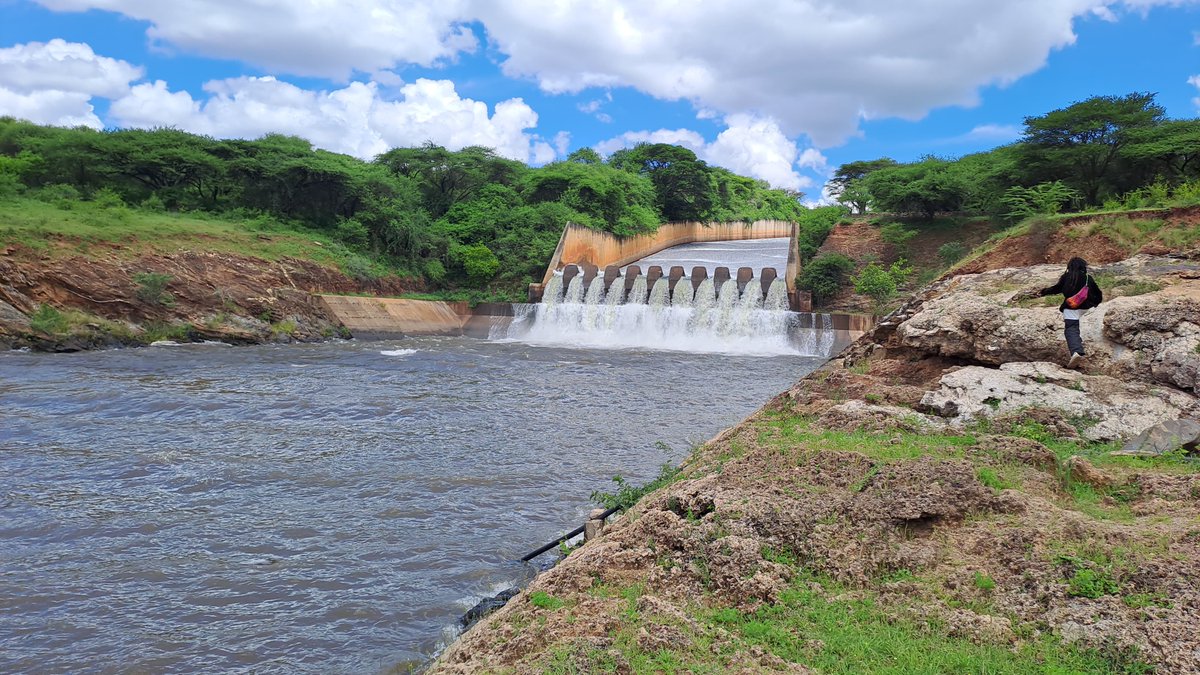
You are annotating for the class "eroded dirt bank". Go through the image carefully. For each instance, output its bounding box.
[0,245,414,351]
[432,250,1200,674]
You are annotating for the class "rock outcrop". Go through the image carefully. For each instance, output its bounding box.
[919,362,1199,442]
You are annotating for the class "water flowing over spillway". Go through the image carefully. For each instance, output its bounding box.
[497,274,837,356]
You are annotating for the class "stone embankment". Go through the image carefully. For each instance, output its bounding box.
[432,250,1200,673]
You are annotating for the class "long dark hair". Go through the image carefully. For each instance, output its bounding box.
[1062,257,1088,295]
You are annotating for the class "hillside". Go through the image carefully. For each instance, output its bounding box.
[0,198,417,350]
[431,243,1200,673]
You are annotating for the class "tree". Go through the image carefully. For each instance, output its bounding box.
[1019,93,1166,205]
[863,158,970,218]
[609,143,713,221]
[1121,119,1200,181]
[567,147,602,164]
[830,158,896,213]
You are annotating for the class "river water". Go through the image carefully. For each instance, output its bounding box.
[0,337,823,673]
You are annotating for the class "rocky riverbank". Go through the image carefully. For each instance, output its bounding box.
[0,245,414,351]
[431,250,1200,673]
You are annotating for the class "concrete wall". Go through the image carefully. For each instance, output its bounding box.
[318,295,468,337]
[532,221,800,303]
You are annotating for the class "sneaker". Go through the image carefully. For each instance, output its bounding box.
[1067,352,1084,369]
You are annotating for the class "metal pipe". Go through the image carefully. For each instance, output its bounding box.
[519,505,620,562]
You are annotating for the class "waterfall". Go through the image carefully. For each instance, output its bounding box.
[499,271,840,356]
[764,279,787,311]
[672,280,694,309]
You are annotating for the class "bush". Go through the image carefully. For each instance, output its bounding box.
[342,255,379,283]
[91,187,126,209]
[36,183,82,209]
[335,218,369,248]
[423,259,446,284]
[853,258,912,314]
[937,241,967,265]
[796,253,855,306]
[140,193,166,212]
[878,222,917,256]
[29,304,70,334]
[132,272,174,306]
[452,243,500,287]
[795,205,850,263]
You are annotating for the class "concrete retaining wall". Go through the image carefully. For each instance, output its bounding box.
[532,221,801,303]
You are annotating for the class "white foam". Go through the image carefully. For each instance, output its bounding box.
[380,349,418,357]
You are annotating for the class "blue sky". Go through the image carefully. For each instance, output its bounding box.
[1,1,1198,199]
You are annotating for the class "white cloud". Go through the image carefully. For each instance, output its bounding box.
[34,0,476,79]
[595,115,818,192]
[0,38,142,128]
[1190,75,1200,110]
[472,0,1198,145]
[110,76,557,162]
[963,124,1023,141]
[29,1,1200,145]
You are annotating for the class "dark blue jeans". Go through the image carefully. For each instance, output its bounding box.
[1064,319,1084,356]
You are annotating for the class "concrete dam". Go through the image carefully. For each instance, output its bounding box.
[321,220,872,356]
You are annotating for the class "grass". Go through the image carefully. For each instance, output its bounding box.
[551,570,1149,674]
[0,197,404,278]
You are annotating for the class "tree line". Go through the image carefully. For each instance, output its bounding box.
[0,119,806,291]
[831,93,1200,219]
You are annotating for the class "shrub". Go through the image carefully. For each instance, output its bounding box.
[423,259,446,284]
[1000,181,1077,220]
[140,193,166,212]
[452,243,500,287]
[91,187,126,209]
[29,304,69,334]
[853,258,912,314]
[36,183,81,209]
[796,253,855,306]
[342,255,379,283]
[335,218,369,248]
[132,272,174,306]
[878,222,916,256]
[937,241,967,265]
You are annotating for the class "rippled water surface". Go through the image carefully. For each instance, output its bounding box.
[0,338,822,673]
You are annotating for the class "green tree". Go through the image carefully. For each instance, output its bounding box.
[610,143,713,221]
[1019,93,1166,205]
[830,158,897,213]
[864,158,970,218]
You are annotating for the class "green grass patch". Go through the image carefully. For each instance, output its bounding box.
[704,571,1148,674]
[529,591,566,611]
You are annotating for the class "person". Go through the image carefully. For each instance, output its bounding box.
[1018,257,1103,368]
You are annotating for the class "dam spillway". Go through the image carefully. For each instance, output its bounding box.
[498,266,836,356]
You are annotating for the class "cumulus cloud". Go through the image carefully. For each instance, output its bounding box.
[595,116,820,192]
[472,0,1197,145]
[109,76,556,162]
[34,0,476,79]
[0,38,142,128]
[30,1,1200,144]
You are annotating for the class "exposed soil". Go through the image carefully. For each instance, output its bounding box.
[0,244,417,350]
[957,206,1200,276]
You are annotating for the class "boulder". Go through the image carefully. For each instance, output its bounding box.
[1114,418,1200,457]
[919,362,1200,442]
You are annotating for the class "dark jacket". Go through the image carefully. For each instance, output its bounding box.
[1038,272,1103,311]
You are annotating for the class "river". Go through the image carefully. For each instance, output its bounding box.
[0,337,823,673]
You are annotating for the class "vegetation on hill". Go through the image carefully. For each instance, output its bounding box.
[798,92,1200,312]
[0,120,806,296]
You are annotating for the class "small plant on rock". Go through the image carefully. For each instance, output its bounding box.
[133,272,174,306]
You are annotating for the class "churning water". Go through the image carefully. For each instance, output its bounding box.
[0,338,825,673]
[500,274,837,356]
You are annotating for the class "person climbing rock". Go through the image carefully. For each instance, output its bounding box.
[1015,257,1103,368]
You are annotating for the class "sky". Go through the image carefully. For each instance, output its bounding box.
[1,0,1198,201]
